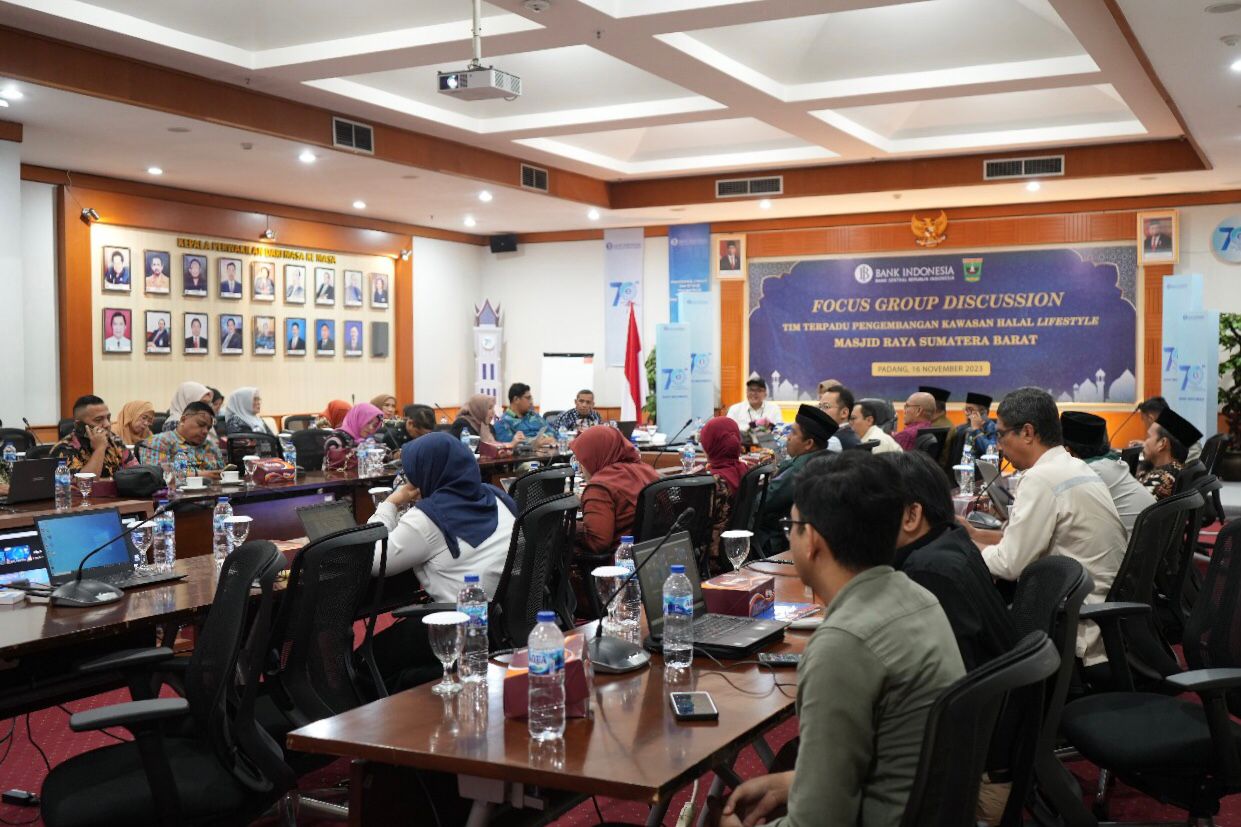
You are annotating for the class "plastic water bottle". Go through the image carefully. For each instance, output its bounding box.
[959,439,975,495]
[457,574,489,683]
[173,450,189,489]
[527,610,566,741]
[680,442,696,474]
[152,522,176,573]
[614,535,642,644]
[460,427,473,451]
[212,496,233,568]
[54,460,72,510]
[2,442,15,466]
[281,437,298,477]
[662,564,694,670]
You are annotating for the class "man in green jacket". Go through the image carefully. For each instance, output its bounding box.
[755,404,836,554]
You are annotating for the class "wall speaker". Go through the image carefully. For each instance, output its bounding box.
[489,233,518,254]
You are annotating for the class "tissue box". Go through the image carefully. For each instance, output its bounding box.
[702,570,775,617]
[503,631,593,719]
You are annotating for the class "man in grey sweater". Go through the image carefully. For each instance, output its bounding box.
[720,452,965,827]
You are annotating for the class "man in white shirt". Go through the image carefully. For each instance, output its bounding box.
[848,400,902,454]
[1061,411,1154,539]
[726,378,783,432]
[962,388,1127,666]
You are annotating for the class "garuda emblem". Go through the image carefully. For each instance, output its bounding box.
[911,211,948,248]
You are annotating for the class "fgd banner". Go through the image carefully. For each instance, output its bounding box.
[604,228,644,366]
[748,247,1138,403]
[1162,274,1219,438]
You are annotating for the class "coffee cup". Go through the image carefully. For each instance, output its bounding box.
[221,470,241,484]
[184,476,205,489]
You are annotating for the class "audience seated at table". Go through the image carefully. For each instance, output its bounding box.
[960,387,1125,668]
[549,388,602,432]
[959,392,999,456]
[848,400,902,454]
[324,403,385,469]
[921,385,953,429]
[726,377,783,433]
[317,399,352,430]
[493,383,556,446]
[371,393,398,419]
[1137,405,1202,500]
[572,425,660,557]
[451,394,499,443]
[817,385,860,451]
[1062,411,1153,538]
[368,433,517,690]
[161,381,212,431]
[893,391,936,451]
[699,416,747,560]
[754,404,836,554]
[50,394,139,478]
[137,400,225,474]
[719,452,965,827]
[111,400,155,447]
[1130,395,1202,462]
[221,386,273,435]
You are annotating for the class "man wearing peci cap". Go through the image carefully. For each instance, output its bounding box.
[1138,406,1202,500]
[960,392,998,456]
[756,404,838,553]
[1062,411,1154,538]
[920,385,953,429]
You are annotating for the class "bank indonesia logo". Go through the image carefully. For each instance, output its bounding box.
[854,264,874,284]
[660,368,690,392]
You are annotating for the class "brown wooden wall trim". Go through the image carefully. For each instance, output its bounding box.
[515,226,670,244]
[395,254,414,407]
[0,119,21,143]
[56,186,92,414]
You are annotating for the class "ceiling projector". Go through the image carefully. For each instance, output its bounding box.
[438,66,522,100]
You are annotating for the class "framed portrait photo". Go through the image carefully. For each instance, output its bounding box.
[1138,210,1178,265]
[371,321,390,358]
[252,261,276,302]
[343,320,363,357]
[369,273,390,309]
[102,307,132,353]
[343,270,364,307]
[218,257,244,299]
[219,313,244,355]
[143,250,171,295]
[314,267,336,306]
[285,317,307,356]
[715,237,745,279]
[184,312,209,354]
[102,247,132,292]
[314,319,336,356]
[284,264,307,305]
[145,310,172,354]
[183,254,208,296]
[253,315,276,356]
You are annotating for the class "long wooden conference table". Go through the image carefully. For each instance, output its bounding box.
[286,557,815,827]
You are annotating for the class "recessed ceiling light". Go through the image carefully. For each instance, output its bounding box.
[1232,57,1241,72]
[1208,2,1241,13]
[352,200,366,210]
[147,166,163,176]
[0,100,9,109]
[167,126,191,133]
[758,199,772,209]
[478,190,493,203]
[464,215,477,227]
[587,208,600,221]
[299,149,316,164]
[1026,180,1041,192]
[0,85,22,101]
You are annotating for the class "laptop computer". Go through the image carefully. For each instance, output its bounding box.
[0,528,49,588]
[35,508,185,589]
[617,421,637,439]
[975,459,1012,519]
[296,499,357,541]
[635,531,786,659]
[0,458,58,505]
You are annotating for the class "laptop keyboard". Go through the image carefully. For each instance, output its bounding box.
[100,572,183,589]
[692,613,754,639]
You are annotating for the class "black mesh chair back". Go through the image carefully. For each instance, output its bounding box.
[915,427,948,457]
[510,464,574,513]
[0,428,37,453]
[266,523,389,728]
[901,632,1060,827]
[57,418,75,439]
[26,443,53,460]
[727,463,776,545]
[491,493,580,647]
[851,439,880,452]
[1184,520,1241,714]
[282,414,316,432]
[633,474,717,572]
[150,412,168,434]
[224,432,282,466]
[1174,458,1208,495]
[290,428,331,471]
[542,411,563,424]
[1200,432,1226,475]
[858,397,897,433]
[214,415,227,439]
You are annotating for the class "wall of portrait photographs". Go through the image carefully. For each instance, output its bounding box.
[93,225,396,413]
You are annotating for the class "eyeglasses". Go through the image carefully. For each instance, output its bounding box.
[995,426,1021,441]
[779,517,810,537]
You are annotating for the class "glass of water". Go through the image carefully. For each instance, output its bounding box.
[592,565,628,637]
[423,611,468,696]
[130,522,153,575]
[721,529,753,572]
[224,515,252,551]
[243,455,261,485]
[369,486,392,508]
[73,472,95,504]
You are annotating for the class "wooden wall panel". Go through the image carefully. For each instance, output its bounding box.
[57,187,93,415]
[1143,263,1172,399]
[719,280,746,410]
[395,254,414,407]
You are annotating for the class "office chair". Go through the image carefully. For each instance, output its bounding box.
[858,397,897,433]
[850,439,881,452]
[223,431,281,466]
[0,427,37,453]
[632,474,716,575]
[57,417,75,439]
[290,428,331,472]
[281,414,316,432]
[916,427,949,459]
[150,412,169,434]
[26,443,54,459]
[726,463,776,562]
[509,463,573,512]
[1157,475,1217,644]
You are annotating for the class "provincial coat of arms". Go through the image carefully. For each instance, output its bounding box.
[911,211,949,248]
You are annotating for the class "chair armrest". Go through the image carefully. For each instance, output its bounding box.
[392,601,455,619]
[77,646,175,675]
[1166,668,1241,694]
[69,697,189,733]
[1078,602,1150,620]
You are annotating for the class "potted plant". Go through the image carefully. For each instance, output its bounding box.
[643,347,657,423]
[1217,312,1241,480]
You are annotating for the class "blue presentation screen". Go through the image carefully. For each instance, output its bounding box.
[38,509,130,576]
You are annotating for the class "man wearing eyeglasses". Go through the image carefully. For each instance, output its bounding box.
[892,391,935,451]
[960,387,1126,667]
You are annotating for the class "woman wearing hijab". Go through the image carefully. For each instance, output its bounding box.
[316,399,352,430]
[338,403,384,444]
[368,433,517,689]
[323,402,385,470]
[222,387,272,435]
[370,394,398,419]
[450,394,498,443]
[161,381,212,431]
[699,416,748,565]
[573,426,660,556]
[112,400,155,447]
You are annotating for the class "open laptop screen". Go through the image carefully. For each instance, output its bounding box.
[297,500,356,542]
[36,508,131,581]
[634,531,701,637]
[0,528,49,587]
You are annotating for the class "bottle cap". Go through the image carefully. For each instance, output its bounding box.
[620,535,634,544]
[670,564,686,574]
[536,610,556,623]
[217,496,229,503]
[157,499,169,506]
[464,574,480,583]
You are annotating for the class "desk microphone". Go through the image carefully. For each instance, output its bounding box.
[1107,405,1141,448]
[432,402,451,426]
[652,418,694,451]
[50,500,197,608]
[588,508,694,674]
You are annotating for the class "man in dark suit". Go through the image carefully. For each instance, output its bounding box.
[315,270,335,303]
[316,322,335,353]
[148,318,170,350]
[185,317,207,350]
[1144,220,1172,253]
[220,317,242,351]
[719,241,740,271]
[220,261,243,297]
[287,322,305,351]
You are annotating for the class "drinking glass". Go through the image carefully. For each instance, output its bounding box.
[423,611,468,696]
[130,523,153,575]
[721,530,753,572]
[592,565,628,638]
[224,515,252,551]
[73,472,95,504]
[243,455,261,485]
[645,424,658,439]
[369,486,392,508]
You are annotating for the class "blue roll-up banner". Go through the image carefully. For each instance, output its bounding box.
[1162,273,1218,438]
[679,291,715,423]
[668,223,710,322]
[604,228,644,366]
[655,323,692,437]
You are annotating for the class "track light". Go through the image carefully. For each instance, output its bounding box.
[399,249,411,261]
[80,207,100,224]
[260,228,275,240]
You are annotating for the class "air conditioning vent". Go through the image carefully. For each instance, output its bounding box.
[332,117,374,155]
[715,175,783,199]
[520,164,549,192]
[983,155,1064,180]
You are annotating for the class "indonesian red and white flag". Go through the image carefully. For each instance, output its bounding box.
[621,303,645,423]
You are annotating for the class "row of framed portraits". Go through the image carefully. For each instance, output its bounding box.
[100,247,392,309]
[101,308,390,358]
